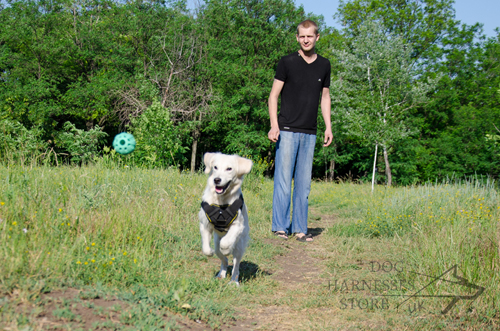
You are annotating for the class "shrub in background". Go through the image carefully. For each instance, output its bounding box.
[0,119,47,164]
[128,100,186,168]
[55,122,108,164]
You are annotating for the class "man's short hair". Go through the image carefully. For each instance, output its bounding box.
[297,20,319,35]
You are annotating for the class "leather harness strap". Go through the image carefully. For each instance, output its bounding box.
[201,195,244,232]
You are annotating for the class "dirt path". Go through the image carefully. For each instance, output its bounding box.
[225,212,339,331]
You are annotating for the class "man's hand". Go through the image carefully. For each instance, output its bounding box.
[268,127,280,142]
[323,129,333,147]
[268,79,284,143]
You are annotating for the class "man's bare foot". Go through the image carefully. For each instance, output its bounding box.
[295,233,313,242]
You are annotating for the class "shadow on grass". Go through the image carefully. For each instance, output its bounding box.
[308,227,325,237]
[212,261,272,282]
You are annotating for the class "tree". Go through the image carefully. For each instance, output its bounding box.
[112,3,212,170]
[336,0,458,64]
[331,20,437,188]
[198,0,314,167]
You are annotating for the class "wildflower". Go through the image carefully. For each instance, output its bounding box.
[91,259,95,263]
[12,221,17,226]
[76,261,82,265]
[0,202,4,205]
[84,262,88,265]
[109,261,113,265]
[58,208,62,212]
[22,228,28,233]
[86,247,90,251]
[91,243,96,246]
[123,252,127,256]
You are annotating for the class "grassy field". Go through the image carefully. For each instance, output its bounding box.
[0,161,499,330]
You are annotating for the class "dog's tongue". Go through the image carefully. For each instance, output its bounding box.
[215,186,224,193]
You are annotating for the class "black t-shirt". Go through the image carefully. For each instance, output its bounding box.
[275,51,331,134]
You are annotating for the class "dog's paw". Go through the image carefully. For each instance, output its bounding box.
[219,240,232,256]
[219,246,231,256]
[229,280,240,287]
[216,271,227,279]
[202,248,214,257]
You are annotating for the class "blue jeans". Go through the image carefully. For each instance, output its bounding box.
[272,131,316,235]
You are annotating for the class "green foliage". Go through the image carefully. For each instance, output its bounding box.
[128,100,186,167]
[0,0,499,183]
[336,0,458,64]
[55,122,108,163]
[199,0,311,162]
[333,20,436,148]
[330,20,438,185]
[0,119,48,163]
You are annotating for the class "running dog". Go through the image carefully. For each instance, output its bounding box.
[199,152,253,285]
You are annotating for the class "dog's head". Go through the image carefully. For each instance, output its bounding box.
[203,153,253,195]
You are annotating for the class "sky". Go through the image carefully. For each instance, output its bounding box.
[297,0,499,38]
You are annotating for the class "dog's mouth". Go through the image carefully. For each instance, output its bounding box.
[215,181,231,194]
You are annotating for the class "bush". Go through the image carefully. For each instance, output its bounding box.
[55,122,108,164]
[0,119,47,163]
[128,100,186,168]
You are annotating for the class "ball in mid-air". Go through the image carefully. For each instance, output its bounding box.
[113,132,136,155]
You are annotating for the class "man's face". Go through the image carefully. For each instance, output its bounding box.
[296,26,319,53]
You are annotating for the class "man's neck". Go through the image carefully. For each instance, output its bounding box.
[298,49,317,63]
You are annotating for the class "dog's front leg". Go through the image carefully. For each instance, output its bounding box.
[213,232,228,279]
[230,255,242,286]
[199,217,214,257]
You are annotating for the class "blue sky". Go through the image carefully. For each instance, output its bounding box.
[297,0,499,38]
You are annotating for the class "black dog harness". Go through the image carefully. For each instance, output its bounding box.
[201,195,244,232]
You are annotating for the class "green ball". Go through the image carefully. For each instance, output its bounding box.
[113,132,136,155]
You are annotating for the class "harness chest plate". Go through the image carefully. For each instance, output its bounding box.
[201,195,244,232]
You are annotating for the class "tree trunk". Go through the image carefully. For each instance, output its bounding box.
[383,146,392,186]
[86,119,94,130]
[328,159,335,182]
[372,143,378,193]
[190,129,199,173]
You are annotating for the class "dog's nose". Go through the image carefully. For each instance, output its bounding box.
[214,177,221,185]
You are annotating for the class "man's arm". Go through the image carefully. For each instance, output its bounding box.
[321,87,333,147]
[268,79,284,142]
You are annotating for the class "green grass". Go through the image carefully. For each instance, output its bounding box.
[311,179,500,322]
[0,162,281,329]
[1,161,499,330]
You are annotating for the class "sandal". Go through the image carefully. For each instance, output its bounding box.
[273,231,288,240]
[296,233,313,242]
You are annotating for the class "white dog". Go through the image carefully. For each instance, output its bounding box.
[199,152,253,285]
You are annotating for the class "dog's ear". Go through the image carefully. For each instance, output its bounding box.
[237,156,253,176]
[203,153,216,174]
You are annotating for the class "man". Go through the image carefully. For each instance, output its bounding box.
[268,19,332,242]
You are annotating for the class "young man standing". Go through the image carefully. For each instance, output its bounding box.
[268,19,332,242]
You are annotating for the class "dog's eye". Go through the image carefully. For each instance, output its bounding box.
[214,166,218,170]
[226,167,232,171]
